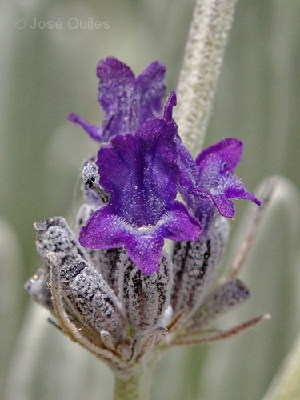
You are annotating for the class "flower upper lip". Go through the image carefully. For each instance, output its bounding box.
[69,57,166,142]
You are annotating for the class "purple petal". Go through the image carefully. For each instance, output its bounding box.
[198,175,261,218]
[195,139,261,212]
[136,61,166,123]
[79,206,132,249]
[224,176,261,206]
[210,195,235,218]
[97,57,135,111]
[158,201,202,241]
[196,138,243,174]
[97,118,180,226]
[68,113,104,142]
[96,57,137,139]
[79,203,201,274]
[163,91,177,122]
[178,138,261,226]
[125,235,164,275]
[70,57,167,142]
[176,139,199,194]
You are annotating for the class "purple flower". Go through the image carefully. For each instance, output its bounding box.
[79,117,202,275]
[178,137,261,229]
[69,57,166,142]
[163,92,260,228]
[75,59,260,274]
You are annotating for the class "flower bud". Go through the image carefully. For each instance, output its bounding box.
[59,259,124,340]
[188,278,250,332]
[119,251,173,332]
[171,216,230,317]
[35,217,87,267]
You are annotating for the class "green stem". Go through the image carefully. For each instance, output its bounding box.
[114,365,152,400]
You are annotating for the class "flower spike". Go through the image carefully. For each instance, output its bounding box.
[27,49,269,392]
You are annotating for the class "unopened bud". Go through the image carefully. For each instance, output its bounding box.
[119,251,173,332]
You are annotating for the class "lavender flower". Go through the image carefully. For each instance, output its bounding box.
[25,55,266,399]
[69,57,166,142]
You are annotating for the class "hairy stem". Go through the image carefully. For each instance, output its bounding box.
[174,0,237,155]
[114,366,152,400]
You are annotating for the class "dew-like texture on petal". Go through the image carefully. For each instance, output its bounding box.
[79,118,201,274]
[69,57,166,142]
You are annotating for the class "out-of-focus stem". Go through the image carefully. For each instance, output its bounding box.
[114,366,152,400]
[174,0,237,156]
[262,331,300,400]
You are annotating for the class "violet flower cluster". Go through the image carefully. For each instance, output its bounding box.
[70,57,260,275]
[25,57,261,376]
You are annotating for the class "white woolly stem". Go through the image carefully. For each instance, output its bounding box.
[174,0,238,155]
[114,365,152,400]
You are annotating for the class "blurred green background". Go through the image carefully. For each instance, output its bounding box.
[1,1,299,399]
